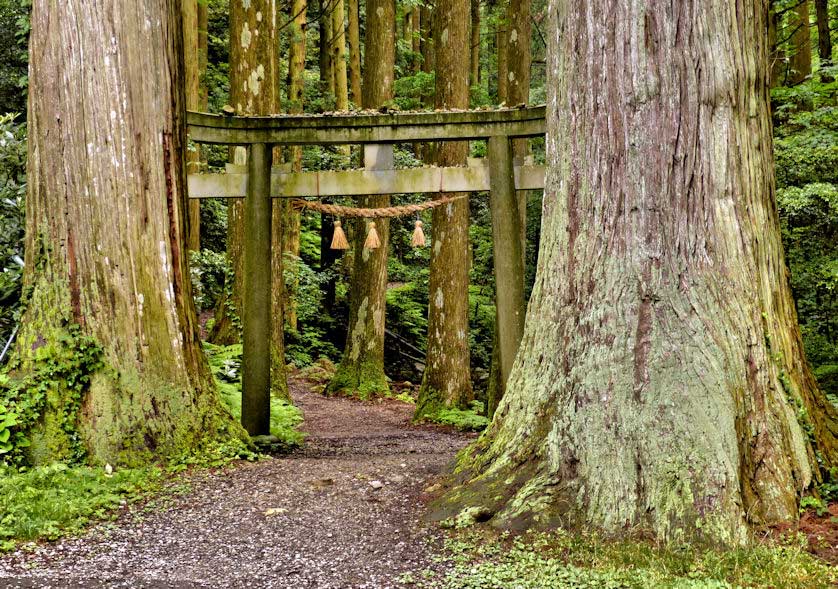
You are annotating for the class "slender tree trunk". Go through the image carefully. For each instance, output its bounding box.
[212,0,287,398]
[328,0,395,399]
[437,0,838,545]
[347,0,362,105]
[283,0,307,333]
[769,5,784,87]
[319,0,335,96]
[184,0,202,252]
[412,6,422,73]
[496,0,509,104]
[470,0,481,88]
[789,1,813,85]
[487,0,530,417]
[420,4,434,76]
[815,0,833,80]
[16,0,245,464]
[331,0,350,111]
[198,1,208,112]
[415,0,473,419]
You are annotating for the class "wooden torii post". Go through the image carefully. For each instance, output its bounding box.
[187,107,547,435]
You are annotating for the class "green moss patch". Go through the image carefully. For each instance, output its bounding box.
[405,529,837,589]
[205,343,304,449]
[0,462,163,552]
[415,401,489,432]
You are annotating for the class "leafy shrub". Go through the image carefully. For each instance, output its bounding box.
[189,249,229,311]
[0,113,26,355]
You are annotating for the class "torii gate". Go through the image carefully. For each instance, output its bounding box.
[186,106,547,435]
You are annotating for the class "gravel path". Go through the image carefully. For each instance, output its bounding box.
[0,380,472,588]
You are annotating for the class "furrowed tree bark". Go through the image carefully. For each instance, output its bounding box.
[415,0,473,419]
[17,0,245,464]
[789,1,813,85]
[436,0,838,544]
[184,0,202,252]
[347,0,362,105]
[327,0,395,399]
[212,0,288,398]
[815,0,832,80]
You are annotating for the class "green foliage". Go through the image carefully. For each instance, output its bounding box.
[394,72,435,110]
[799,495,828,517]
[189,249,229,311]
[0,0,30,114]
[411,529,837,589]
[0,462,163,552]
[0,113,26,351]
[0,325,105,466]
[204,343,304,449]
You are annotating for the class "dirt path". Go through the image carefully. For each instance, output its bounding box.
[0,380,473,588]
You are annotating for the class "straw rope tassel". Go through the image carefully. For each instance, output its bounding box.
[364,221,381,249]
[411,220,426,247]
[330,220,349,250]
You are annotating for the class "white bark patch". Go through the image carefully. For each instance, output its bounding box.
[434,239,442,256]
[256,11,262,21]
[441,28,449,48]
[434,288,444,309]
[240,23,252,49]
[248,64,265,96]
[242,0,251,8]
[510,29,518,43]
[376,6,384,17]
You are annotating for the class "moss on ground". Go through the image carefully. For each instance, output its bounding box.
[401,528,837,589]
[414,400,489,432]
[204,343,304,449]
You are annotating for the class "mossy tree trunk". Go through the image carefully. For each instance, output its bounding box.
[437,0,838,544]
[212,0,288,398]
[327,0,395,400]
[17,0,245,465]
[415,0,473,419]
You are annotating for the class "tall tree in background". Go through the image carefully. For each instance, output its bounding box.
[470,0,481,87]
[331,0,350,111]
[212,0,288,398]
[17,0,244,464]
[411,5,421,73]
[415,0,473,419]
[487,0,530,417]
[495,0,509,104]
[815,0,833,79]
[789,1,813,84]
[319,0,335,95]
[328,0,395,399]
[184,0,202,252]
[438,0,838,544]
[420,3,434,76]
[348,0,362,105]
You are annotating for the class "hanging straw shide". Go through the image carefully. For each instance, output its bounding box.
[330,219,349,250]
[411,220,426,247]
[364,221,381,249]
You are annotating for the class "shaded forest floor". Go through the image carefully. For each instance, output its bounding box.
[0,378,474,588]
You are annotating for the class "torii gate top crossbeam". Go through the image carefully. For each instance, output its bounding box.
[186,106,546,145]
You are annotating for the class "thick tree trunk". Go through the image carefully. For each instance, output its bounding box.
[415,0,473,419]
[328,0,395,399]
[789,1,813,85]
[17,0,244,465]
[437,0,838,544]
[331,0,350,111]
[347,0,362,106]
[212,0,287,397]
[184,0,202,252]
[815,0,832,79]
